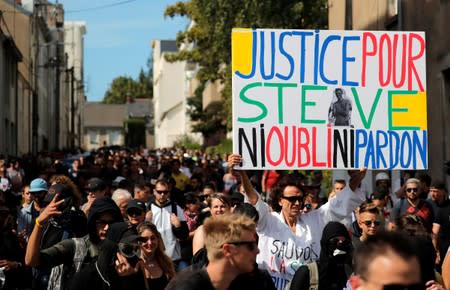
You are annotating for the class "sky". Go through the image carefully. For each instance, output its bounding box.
[61,0,189,102]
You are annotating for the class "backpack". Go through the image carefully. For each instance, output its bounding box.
[285,261,319,290]
[46,236,89,290]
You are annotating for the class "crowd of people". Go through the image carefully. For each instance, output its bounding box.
[0,146,449,290]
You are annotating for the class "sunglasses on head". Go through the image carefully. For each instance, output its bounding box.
[224,240,258,251]
[406,187,418,193]
[281,195,303,203]
[362,220,381,227]
[155,190,169,195]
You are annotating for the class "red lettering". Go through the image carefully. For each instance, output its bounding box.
[297,127,310,167]
[312,127,326,167]
[408,33,425,91]
[327,125,332,167]
[393,34,407,88]
[285,126,296,167]
[361,32,377,87]
[379,34,392,87]
[266,127,284,166]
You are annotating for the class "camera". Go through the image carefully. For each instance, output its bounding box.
[118,242,140,267]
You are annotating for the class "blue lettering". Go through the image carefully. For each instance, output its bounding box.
[319,34,340,85]
[375,130,388,168]
[260,31,276,80]
[342,36,360,86]
[355,129,368,167]
[400,132,412,168]
[275,32,294,80]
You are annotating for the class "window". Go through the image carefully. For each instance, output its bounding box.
[89,130,99,144]
[108,130,120,145]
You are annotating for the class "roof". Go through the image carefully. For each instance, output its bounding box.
[84,103,126,127]
[127,98,153,118]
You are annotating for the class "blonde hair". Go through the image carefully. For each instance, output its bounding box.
[203,213,256,262]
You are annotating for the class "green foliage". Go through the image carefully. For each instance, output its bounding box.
[187,81,227,138]
[103,58,153,104]
[165,0,328,134]
[204,138,232,155]
[173,134,202,150]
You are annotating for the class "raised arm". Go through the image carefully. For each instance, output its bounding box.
[25,194,64,267]
[228,154,258,205]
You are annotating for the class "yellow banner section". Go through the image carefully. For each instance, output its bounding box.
[232,29,253,76]
[392,91,427,130]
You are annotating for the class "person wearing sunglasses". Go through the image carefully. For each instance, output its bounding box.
[351,231,424,290]
[166,213,258,290]
[228,154,367,290]
[126,199,147,228]
[353,202,381,249]
[150,179,189,271]
[388,178,435,233]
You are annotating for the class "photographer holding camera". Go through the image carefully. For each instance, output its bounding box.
[25,196,123,290]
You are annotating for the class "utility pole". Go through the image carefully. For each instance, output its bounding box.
[32,1,41,155]
[69,66,75,148]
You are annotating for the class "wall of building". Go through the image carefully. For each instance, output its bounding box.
[152,40,187,148]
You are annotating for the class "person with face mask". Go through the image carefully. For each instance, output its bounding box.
[288,221,353,290]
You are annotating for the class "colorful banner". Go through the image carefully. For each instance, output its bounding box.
[232,28,427,169]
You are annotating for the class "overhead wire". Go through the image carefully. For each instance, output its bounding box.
[64,0,137,14]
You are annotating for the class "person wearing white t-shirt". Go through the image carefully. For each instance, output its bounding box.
[228,154,366,290]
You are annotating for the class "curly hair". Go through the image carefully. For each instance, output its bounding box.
[49,174,82,208]
[137,221,176,280]
[269,175,304,212]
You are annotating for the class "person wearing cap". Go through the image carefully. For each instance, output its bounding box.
[82,177,108,216]
[374,171,396,208]
[25,196,123,289]
[17,178,48,241]
[126,199,147,228]
[430,180,450,267]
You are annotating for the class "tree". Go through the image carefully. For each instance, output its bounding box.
[164,0,328,137]
[102,57,153,104]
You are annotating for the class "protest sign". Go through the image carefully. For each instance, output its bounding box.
[232,28,427,169]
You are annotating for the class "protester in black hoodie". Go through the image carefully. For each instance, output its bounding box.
[25,196,123,289]
[289,221,353,290]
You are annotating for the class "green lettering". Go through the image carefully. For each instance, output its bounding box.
[388,90,420,130]
[352,88,382,129]
[237,82,267,123]
[301,85,327,124]
[264,82,297,124]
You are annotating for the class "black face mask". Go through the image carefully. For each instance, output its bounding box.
[326,238,352,263]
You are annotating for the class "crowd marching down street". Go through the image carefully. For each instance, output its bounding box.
[0,146,449,290]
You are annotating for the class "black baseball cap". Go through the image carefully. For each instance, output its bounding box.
[86,178,107,192]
